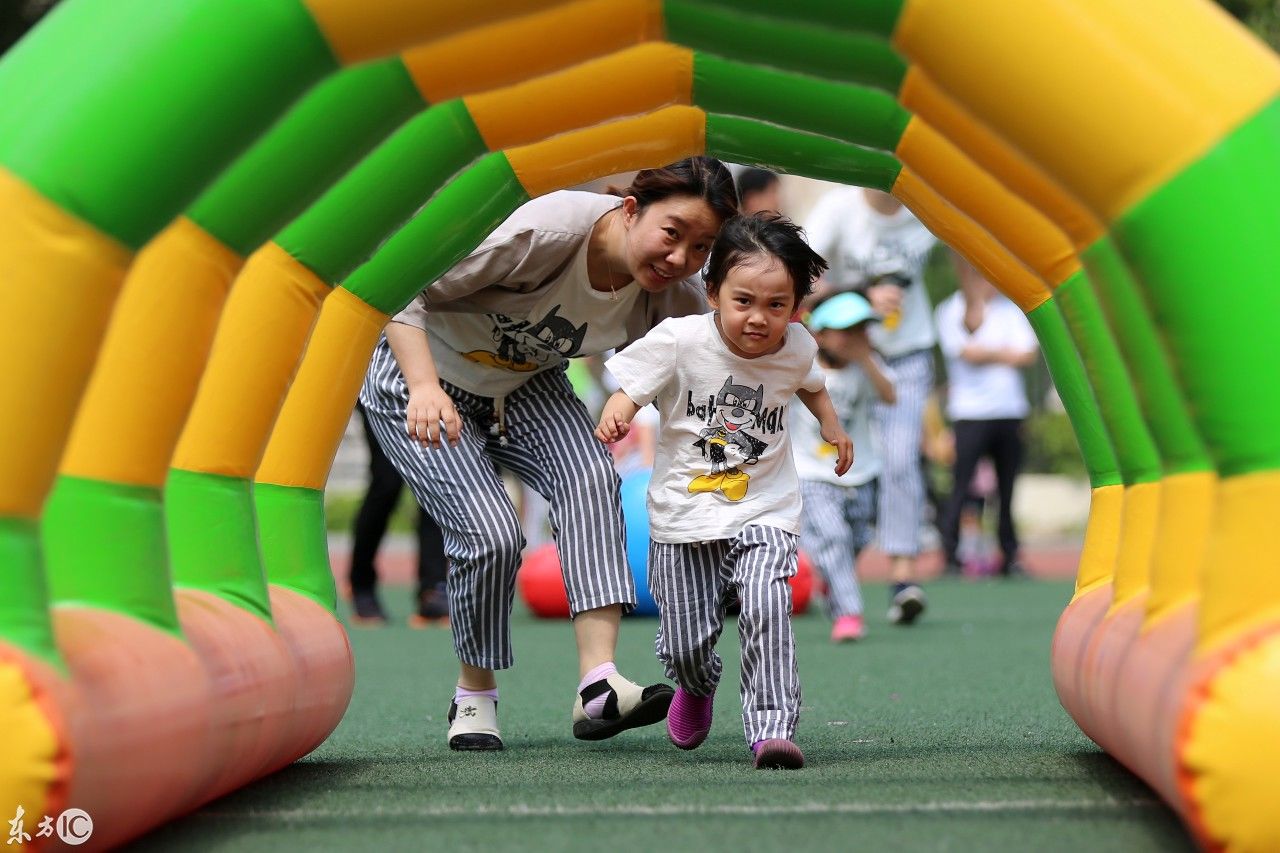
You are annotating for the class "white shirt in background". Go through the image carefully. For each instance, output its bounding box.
[935,292,1038,421]
[791,362,882,487]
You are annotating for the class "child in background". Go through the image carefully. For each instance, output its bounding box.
[597,214,852,769]
[794,292,896,642]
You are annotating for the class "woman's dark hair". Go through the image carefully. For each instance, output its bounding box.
[704,213,828,304]
[610,156,738,223]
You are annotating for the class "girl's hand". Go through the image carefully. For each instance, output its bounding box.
[595,411,631,444]
[822,423,854,477]
[406,382,461,449]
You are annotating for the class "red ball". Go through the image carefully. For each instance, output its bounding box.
[790,550,815,615]
[517,544,570,619]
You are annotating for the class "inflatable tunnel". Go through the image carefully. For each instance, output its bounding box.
[1,1,1278,848]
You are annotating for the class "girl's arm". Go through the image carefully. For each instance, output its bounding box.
[796,387,853,476]
[595,390,642,444]
[858,352,897,404]
[386,322,460,448]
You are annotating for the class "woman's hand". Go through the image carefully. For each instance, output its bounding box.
[406,381,461,449]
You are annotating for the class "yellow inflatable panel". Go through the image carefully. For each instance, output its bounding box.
[896,116,1080,287]
[304,0,565,65]
[404,0,662,103]
[507,105,705,199]
[898,67,1105,250]
[1074,484,1125,598]
[171,242,330,479]
[1108,480,1161,613]
[0,661,63,844]
[0,169,132,517]
[1144,471,1215,629]
[891,167,1049,314]
[256,289,389,490]
[1197,471,1280,653]
[1181,629,1280,852]
[466,43,693,152]
[894,0,1280,220]
[61,218,244,487]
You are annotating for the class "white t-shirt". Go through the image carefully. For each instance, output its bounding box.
[791,362,881,486]
[805,187,938,358]
[606,313,826,544]
[392,191,707,397]
[935,292,1038,421]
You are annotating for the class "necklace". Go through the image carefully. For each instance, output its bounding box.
[602,210,621,301]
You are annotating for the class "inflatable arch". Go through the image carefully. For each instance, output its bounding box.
[1,1,1278,848]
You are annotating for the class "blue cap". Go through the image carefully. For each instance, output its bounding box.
[807,292,880,331]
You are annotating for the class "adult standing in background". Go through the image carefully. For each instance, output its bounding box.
[805,186,937,625]
[935,255,1039,578]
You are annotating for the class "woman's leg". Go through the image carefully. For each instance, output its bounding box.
[361,341,525,676]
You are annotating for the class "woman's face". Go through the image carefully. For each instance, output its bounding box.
[621,195,722,292]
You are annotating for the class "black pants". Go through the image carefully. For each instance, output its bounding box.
[940,418,1024,568]
[350,405,447,595]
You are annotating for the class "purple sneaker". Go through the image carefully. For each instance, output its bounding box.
[667,686,714,749]
[752,738,805,769]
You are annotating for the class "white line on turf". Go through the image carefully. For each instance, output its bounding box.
[199,798,1163,820]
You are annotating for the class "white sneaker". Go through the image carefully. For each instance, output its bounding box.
[448,695,503,751]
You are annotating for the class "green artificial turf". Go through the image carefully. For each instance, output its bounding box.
[131,579,1192,852]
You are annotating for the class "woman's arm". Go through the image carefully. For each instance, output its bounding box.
[386,322,460,448]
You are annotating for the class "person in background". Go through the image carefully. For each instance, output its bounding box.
[805,186,937,625]
[736,168,783,216]
[935,254,1039,578]
[795,292,895,642]
[349,404,450,627]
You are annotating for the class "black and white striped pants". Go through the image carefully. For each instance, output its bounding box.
[360,338,634,670]
[799,479,876,618]
[649,525,801,746]
[875,349,934,556]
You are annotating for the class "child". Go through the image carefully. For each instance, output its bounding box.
[794,292,896,642]
[596,214,852,769]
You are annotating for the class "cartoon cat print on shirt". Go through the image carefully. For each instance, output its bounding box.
[463,305,587,372]
[690,375,770,502]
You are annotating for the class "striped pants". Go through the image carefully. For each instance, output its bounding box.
[649,525,800,746]
[799,479,876,618]
[875,349,934,557]
[360,338,634,670]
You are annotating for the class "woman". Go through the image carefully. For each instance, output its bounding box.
[360,157,738,750]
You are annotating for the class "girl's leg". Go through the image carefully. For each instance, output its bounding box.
[799,480,860,618]
[729,526,801,747]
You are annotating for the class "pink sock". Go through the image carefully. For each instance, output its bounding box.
[578,662,617,717]
[455,686,498,703]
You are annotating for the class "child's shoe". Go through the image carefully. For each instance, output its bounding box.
[667,686,714,749]
[753,738,805,769]
[830,614,865,643]
[572,672,674,741]
[887,583,927,625]
[350,590,387,626]
[447,694,503,751]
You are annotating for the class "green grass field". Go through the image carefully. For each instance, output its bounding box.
[132,579,1191,852]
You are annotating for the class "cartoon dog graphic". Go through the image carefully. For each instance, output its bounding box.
[690,376,770,502]
[463,307,586,371]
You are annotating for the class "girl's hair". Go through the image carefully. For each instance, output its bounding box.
[609,157,739,222]
[704,213,828,303]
